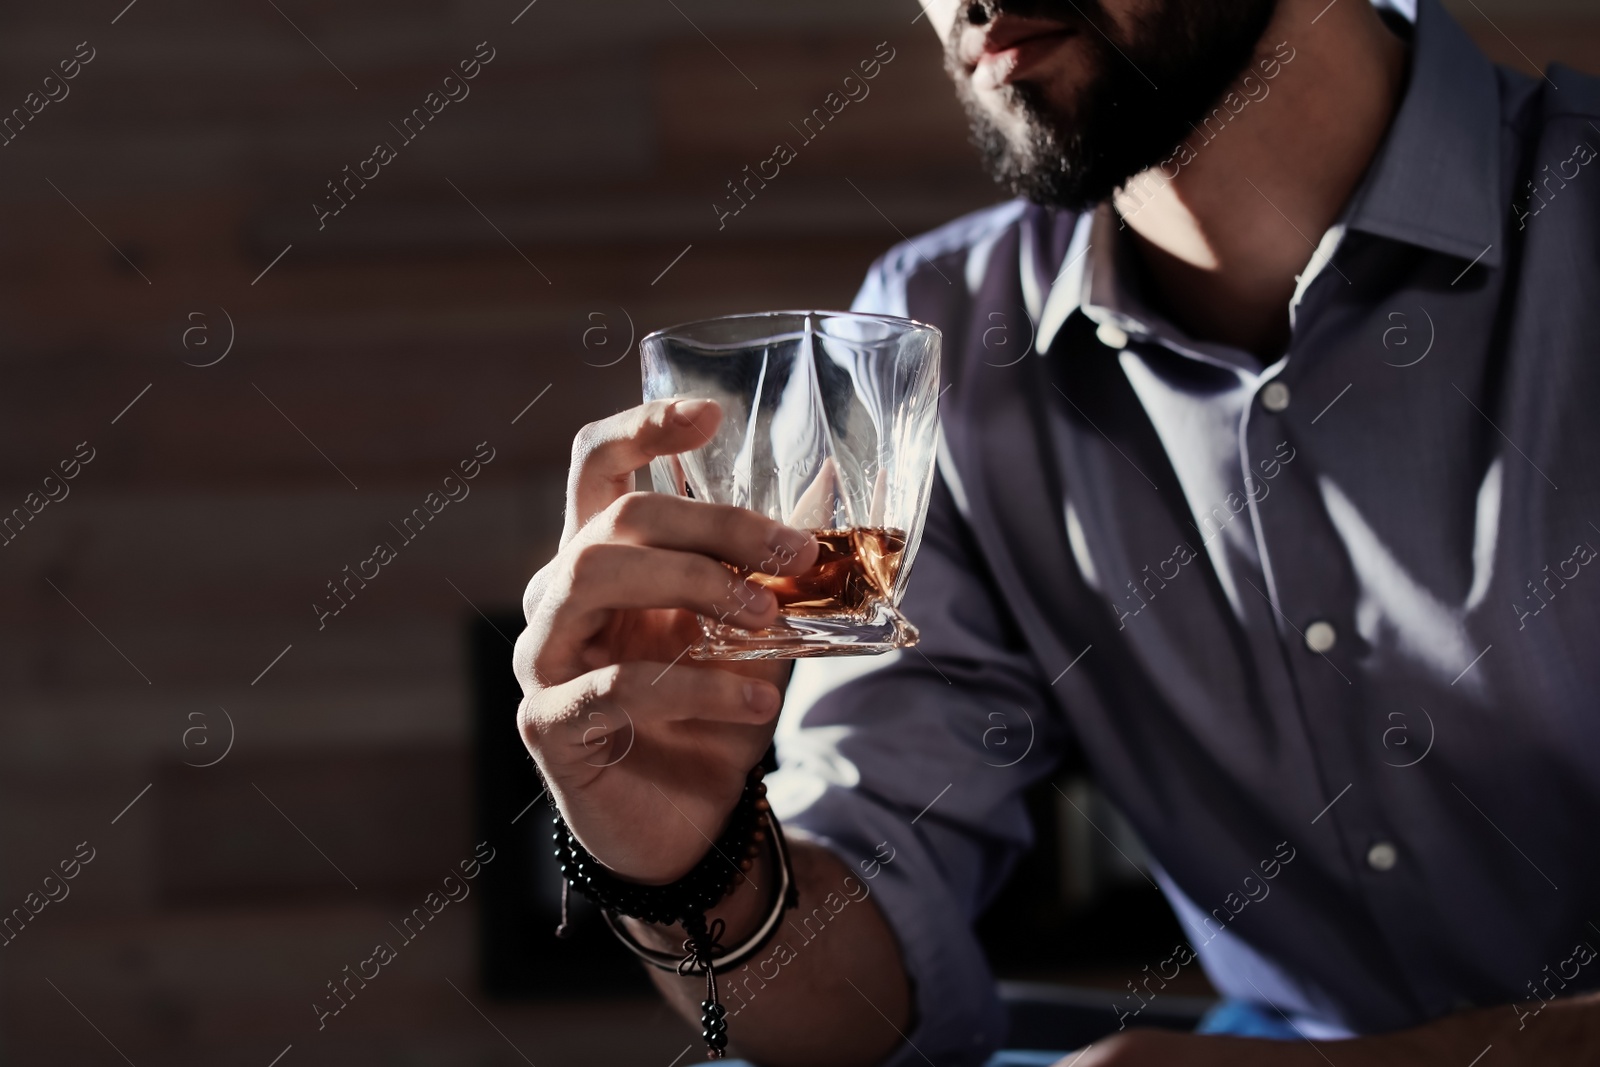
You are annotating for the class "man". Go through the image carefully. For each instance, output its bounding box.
[515,0,1600,1062]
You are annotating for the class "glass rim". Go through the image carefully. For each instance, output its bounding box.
[641,309,942,348]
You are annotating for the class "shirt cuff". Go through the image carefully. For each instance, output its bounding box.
[769,772,1008,1067]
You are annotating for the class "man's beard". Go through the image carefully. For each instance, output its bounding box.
[949,0,1278,211]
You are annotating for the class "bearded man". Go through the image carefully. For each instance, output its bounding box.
[513,0,1600,1063]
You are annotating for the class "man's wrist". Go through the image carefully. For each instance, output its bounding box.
[619,843,775,957]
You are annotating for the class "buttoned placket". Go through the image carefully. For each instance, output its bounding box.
[1235,223,1449,1019]
[1030,201,1448,1017]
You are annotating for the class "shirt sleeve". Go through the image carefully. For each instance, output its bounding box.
[765,254,1072,1067]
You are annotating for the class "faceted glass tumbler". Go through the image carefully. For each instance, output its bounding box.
[641,310,942,659]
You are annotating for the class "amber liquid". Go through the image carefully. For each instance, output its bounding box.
[741,527,907,617]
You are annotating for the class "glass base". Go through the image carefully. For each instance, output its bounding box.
[690,601,920,660]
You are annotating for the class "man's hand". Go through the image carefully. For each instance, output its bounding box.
[1061,1031,1344,1067]
[1060,991,1600,1066]
[514,398,910,1067]
[513,398,818,883]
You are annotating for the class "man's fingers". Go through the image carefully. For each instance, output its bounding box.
[566,399,722,536]
[538,543,783,658]
[528,540,792,679]
[521,661,782,764]
[582,492,818,575]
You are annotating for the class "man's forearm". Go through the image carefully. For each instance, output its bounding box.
[1089,990,1600,1065]
[622,838,912,1067]
[1364,990,1600,1065]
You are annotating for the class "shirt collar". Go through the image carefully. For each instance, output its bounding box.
[1341,0,1504,267]
[1027,205,1264,373]
[1024,0,1505,357]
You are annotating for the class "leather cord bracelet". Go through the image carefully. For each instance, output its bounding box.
[551,747,797,1059]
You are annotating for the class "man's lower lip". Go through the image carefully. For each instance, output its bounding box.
[976,31,1074,83]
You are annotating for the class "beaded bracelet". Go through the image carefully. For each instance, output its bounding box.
[552,751,797,1059]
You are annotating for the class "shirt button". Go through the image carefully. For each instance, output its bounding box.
[1367,842,1398,871]
[1095,321,1129,350]
[1304,620,1337,653]
[1261,381,1291,412]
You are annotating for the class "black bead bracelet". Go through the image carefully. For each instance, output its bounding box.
[551,749,796,1059]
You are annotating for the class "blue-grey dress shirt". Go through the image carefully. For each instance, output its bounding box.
[763,1,1600,1063]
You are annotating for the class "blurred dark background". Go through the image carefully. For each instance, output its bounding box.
[1,1,1594,1064]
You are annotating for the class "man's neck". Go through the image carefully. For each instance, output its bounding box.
[1111,0,1408,360]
